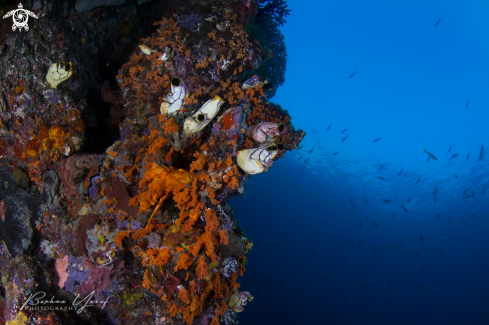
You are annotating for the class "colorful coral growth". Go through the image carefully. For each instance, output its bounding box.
[0,1,301,324]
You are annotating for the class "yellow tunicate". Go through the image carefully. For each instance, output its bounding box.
[46,62,73,88]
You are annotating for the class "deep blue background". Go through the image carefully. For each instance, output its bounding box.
[232,1,489,324]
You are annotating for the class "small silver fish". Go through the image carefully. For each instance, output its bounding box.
[478,145,485,161]
[443,234,453,239]
[341,134,350,142]
[423,147,438,161]
[449,153,459,162]
[435,17,443,27]
[373,137,383,142]
[327,123,332,131]
[348,69,357,79]
[401,204,408,213]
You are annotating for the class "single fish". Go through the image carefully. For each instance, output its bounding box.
[437,213,441,218]
[372,221,378,227]
[377,176,386,181]
[364,198,368,203]
[348,69,357,79]
[415,253,420,258]
[468,214,478,219]
[466,99,469,109]
[392,245,403,250]
[298,156,303,161]
[478,145,485,161]
[434,17,443,27]
[400,254,409,261]
[378,312,387,317]
[298,145,303,149]
[463,188,471,195]
[359,240,364,245]
[371,248,375,254]
[373,137,383,142]
[449,213,452,224]
[447,145,452,153]
[303,158,310,163]
[332,151,340,156]
[332,266,338,274]
[462,193,475,200]
[364,282,367,288]
[401,204,408,213]
[352,203,356,210]
[341,134,350,142]
[466,150,470,161]
[332,241,344,249]
[373,244,385,257]
[306,237,311,242]
[419,234,425,246]
[351,196,353,203]
[283,204,287,207]
[379,163,385,170]
[449,153,459,162]
[432,186,439,196]
[483,184,488,195]
[460,220,469,227]
[388,280,393,287]
[327,123,332,131]
[440,246,445,256]
[407,196,412,203]
[382,199,392,203]
[419,267,423,272]
[443,234,453,239]
[393,211,396,219]
[302,166,307,170]
[454,174,458,178]
[423,147,438,161]
[434,193,438,202]
[308,146,315,154]
[341,129,349,133]
[417,176,421,183]
[365,216,368,221]
[398,167,403,176]
[358,222,362,227]
[393,235,404,246]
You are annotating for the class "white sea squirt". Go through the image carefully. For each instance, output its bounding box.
[236,143,281,175]
[183,96,224,135]
[160,77,188,115]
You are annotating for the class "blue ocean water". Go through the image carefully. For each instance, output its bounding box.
[233,1,489,324]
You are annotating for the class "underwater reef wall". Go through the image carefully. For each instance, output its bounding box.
[0,0,303,324]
